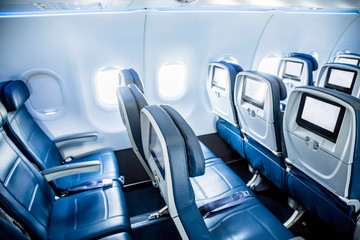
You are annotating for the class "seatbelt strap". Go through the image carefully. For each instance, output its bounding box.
[60,176,125,197]
[199,190,253,219]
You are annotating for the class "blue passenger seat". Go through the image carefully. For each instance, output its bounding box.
[140,104,294,240]
[207,61,245,158]
[0,102,131,240]
[316,63,360,97]
[117,84,245,202]
[283,86,360,238]
[0,80,120,192]
[119,68,145,93]
[277,52,318,107]
[234,71,287,190]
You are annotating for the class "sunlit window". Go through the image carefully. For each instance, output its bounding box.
[95,68,120,107]
[258,55,281,75]
[158,61,186,99]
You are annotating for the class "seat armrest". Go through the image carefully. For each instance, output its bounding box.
[54,132,98,148]
[41,160,100,182]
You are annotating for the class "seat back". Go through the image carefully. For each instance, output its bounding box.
[0,101,55,240]
[333,53,360,66]
[117,83,155,181]
[119,68,144,93]
[234,71,287,154]
[207,61,243,125]
[278,52,318,105]
[283,86,360,199]
[0,80,64,170]
[317,63,360,97]
[140,104,211,240]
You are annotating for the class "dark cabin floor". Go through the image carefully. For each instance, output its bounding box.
[117,133,343,240]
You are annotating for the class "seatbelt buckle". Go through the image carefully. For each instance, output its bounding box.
[102,178,113,187]
[231,191,250,200]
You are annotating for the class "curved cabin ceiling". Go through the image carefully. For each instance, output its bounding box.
[0,0,359,13]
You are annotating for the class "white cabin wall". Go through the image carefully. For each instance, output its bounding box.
[0,9,359,155]
[144,10,273,135]
[251,11,359,80]
[0,12,145,155]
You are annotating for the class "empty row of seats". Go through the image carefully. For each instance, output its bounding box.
[0,81,131,239]
[116,71,296,239]
[207,52,360,239]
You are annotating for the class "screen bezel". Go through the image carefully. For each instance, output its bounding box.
[149,126,165,178]
[242,76,266,110]
[296,93,345,143]
[324,67,357,94]
[337,57,360,66]
[282,60,304,81]
[211,65,227,91]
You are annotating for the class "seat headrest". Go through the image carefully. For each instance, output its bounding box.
[160,105,205,177]
[120,69,145,93]
[128,83,148,110]
[2,80,30,112]
[255,71,287,101]
[0,101,8,127]
[289,52,319,71]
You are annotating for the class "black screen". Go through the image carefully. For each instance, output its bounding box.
[296,93,345,143]
[324,67,357,94]
[242,76,267,109]
[211,66,227,90]
[283,60,304,80]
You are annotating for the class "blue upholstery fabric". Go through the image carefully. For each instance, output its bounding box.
[0,80,119,191]
[0,217,28,240]
[0,128,130,240]
[216,118,246,159]
[286,168,355,239]
[245,137,286,191]
[143,105,293,240]
[192,158,252,206]
[161,104,205,177]
[0,102,130,240]
[48,182,130,240]
[99,232,132,240]
[205,198,294,240]
[2,80,30,111]
[55,149,120,189]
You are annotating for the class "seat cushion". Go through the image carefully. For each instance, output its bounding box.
[99,232,132,240]
[48,182,130,240]
[192,158,252,206]
[56,149,120,190]
[205,198,294,240]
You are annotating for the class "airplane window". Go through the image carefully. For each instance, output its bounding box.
[258,55,280,75]
[158,61,186,99]
[22,70,64,117]
[94,68,121,108]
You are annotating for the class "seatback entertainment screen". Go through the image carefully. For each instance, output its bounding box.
[296,93,345,142]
